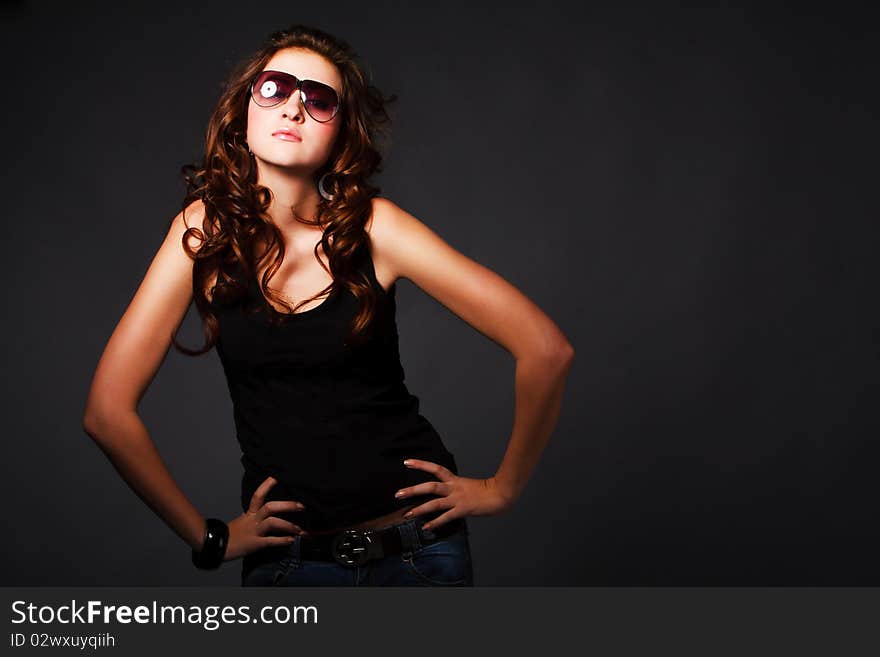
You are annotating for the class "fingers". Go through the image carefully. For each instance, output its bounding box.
[247,476,278,514]
[419,508,459,532]
[403,498,452,522]
[263,535,297,548]
[403,459,454,482]
[248,477,307,519]
[260,500,306,518]
[395,481,449,499]
[262,516,309,536]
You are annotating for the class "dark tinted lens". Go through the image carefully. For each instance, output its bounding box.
[252,71,295,107]
[301,80,339,122]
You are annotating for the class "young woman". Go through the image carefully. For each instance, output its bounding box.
[83,24,574,586]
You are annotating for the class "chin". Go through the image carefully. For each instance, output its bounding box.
[257,155,310,169]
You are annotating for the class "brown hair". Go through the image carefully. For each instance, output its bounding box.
[172,24,397,355]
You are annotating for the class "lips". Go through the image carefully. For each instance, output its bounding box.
[272,129,302,142]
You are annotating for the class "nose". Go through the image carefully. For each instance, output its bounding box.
[281,91,304,121]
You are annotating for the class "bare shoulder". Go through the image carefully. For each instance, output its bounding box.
[169,198,217,299]
[365,195,447,290]
[171,198,208,256]
[365,196,401,293]
[364,195,574,361]
[365,195,453,287]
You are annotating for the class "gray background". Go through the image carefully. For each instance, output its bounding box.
[2,1,877,585]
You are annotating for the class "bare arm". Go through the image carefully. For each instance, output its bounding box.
[82,201,212,549]
[370,197,575,507]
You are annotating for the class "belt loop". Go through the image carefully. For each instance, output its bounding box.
[397,517,422,557]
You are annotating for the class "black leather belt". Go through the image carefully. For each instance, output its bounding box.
[300,517,464,567]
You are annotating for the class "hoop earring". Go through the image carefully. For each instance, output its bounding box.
[318,172,335,201]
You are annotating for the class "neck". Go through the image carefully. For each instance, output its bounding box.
[255,161,323,233]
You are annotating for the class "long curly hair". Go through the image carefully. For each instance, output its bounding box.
[171,24,397,355]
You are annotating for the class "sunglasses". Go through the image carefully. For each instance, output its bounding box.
[250,70,341,123]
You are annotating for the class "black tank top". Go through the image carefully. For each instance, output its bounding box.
[210,241,459,535]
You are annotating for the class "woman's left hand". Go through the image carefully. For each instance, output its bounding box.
[394,459,515,531]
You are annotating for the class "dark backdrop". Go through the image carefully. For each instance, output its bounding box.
[1,1,877,585]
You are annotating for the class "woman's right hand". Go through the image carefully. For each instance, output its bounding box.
[223,476,309,561]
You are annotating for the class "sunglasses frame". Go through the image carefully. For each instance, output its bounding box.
[250,69,341,123]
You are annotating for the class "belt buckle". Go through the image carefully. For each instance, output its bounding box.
[331,529,373,567]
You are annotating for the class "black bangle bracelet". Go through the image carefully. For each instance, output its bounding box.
[191,518,229,570]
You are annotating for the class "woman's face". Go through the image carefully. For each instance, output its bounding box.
[246,47,343,175]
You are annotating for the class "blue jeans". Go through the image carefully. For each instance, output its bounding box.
[241,516,474,586]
